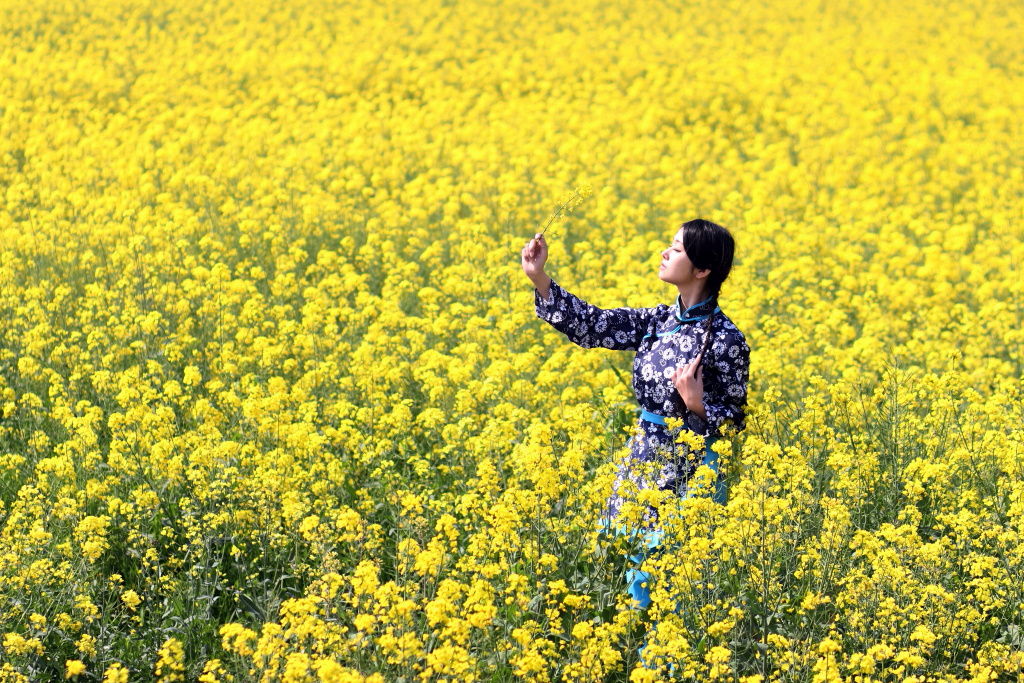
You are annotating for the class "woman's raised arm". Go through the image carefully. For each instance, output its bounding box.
[522,233,657,351]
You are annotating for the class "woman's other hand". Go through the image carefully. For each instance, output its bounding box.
[672,353,707,419]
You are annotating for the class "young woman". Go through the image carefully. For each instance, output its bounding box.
[520,218,750,613]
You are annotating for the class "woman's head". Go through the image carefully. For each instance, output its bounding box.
[659,218,735,299]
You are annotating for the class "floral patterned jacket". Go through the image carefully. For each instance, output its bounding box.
[534,278,750,519]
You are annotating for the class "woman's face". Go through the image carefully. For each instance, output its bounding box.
[658,229,701,285]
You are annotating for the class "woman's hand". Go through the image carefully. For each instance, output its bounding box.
[672,354,707,418]
[521,233,548,278]
[521,234,551,295]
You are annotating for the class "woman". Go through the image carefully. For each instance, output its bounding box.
[520,218,750,613]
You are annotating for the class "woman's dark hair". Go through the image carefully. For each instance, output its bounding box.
[679,218,735,300]
[680,218,736,365]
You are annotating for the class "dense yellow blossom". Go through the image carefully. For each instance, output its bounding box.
[1,0,1022,679]
[64,660,86,679]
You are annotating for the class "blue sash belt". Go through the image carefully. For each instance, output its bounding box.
[639,408,669,425]
[635,407,727,504]
[638,408,720,449]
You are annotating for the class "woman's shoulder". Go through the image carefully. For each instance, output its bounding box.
[713,311,749,351]
[650,302,674,315]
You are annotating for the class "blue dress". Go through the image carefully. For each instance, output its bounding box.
[534,279,750,523]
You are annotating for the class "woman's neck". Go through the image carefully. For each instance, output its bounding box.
[677,285,712,310]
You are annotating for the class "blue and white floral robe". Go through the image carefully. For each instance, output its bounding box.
[534,279,750,522]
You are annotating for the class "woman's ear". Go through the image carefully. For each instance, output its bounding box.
[695,267,712,280]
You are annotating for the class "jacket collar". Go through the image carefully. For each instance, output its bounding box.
[675,293,717,322]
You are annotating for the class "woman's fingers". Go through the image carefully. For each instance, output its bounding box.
[523,238,536,260]
[524,235,541,258]
[673,365,690,384]
[674,355,703,381]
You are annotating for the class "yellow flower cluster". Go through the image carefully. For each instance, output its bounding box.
[1,0,1023,679]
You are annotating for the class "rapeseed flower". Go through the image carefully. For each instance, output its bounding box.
[1,0,1022,679]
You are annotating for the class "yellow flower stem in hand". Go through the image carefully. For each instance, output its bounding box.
[539,184,593,237]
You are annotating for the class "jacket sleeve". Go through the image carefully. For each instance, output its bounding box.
[534,279,657,351]
[685,326,750,437]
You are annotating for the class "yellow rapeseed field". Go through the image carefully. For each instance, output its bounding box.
[1,0,1023,680]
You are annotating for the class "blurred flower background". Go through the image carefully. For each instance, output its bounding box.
[1,0,1022,680]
